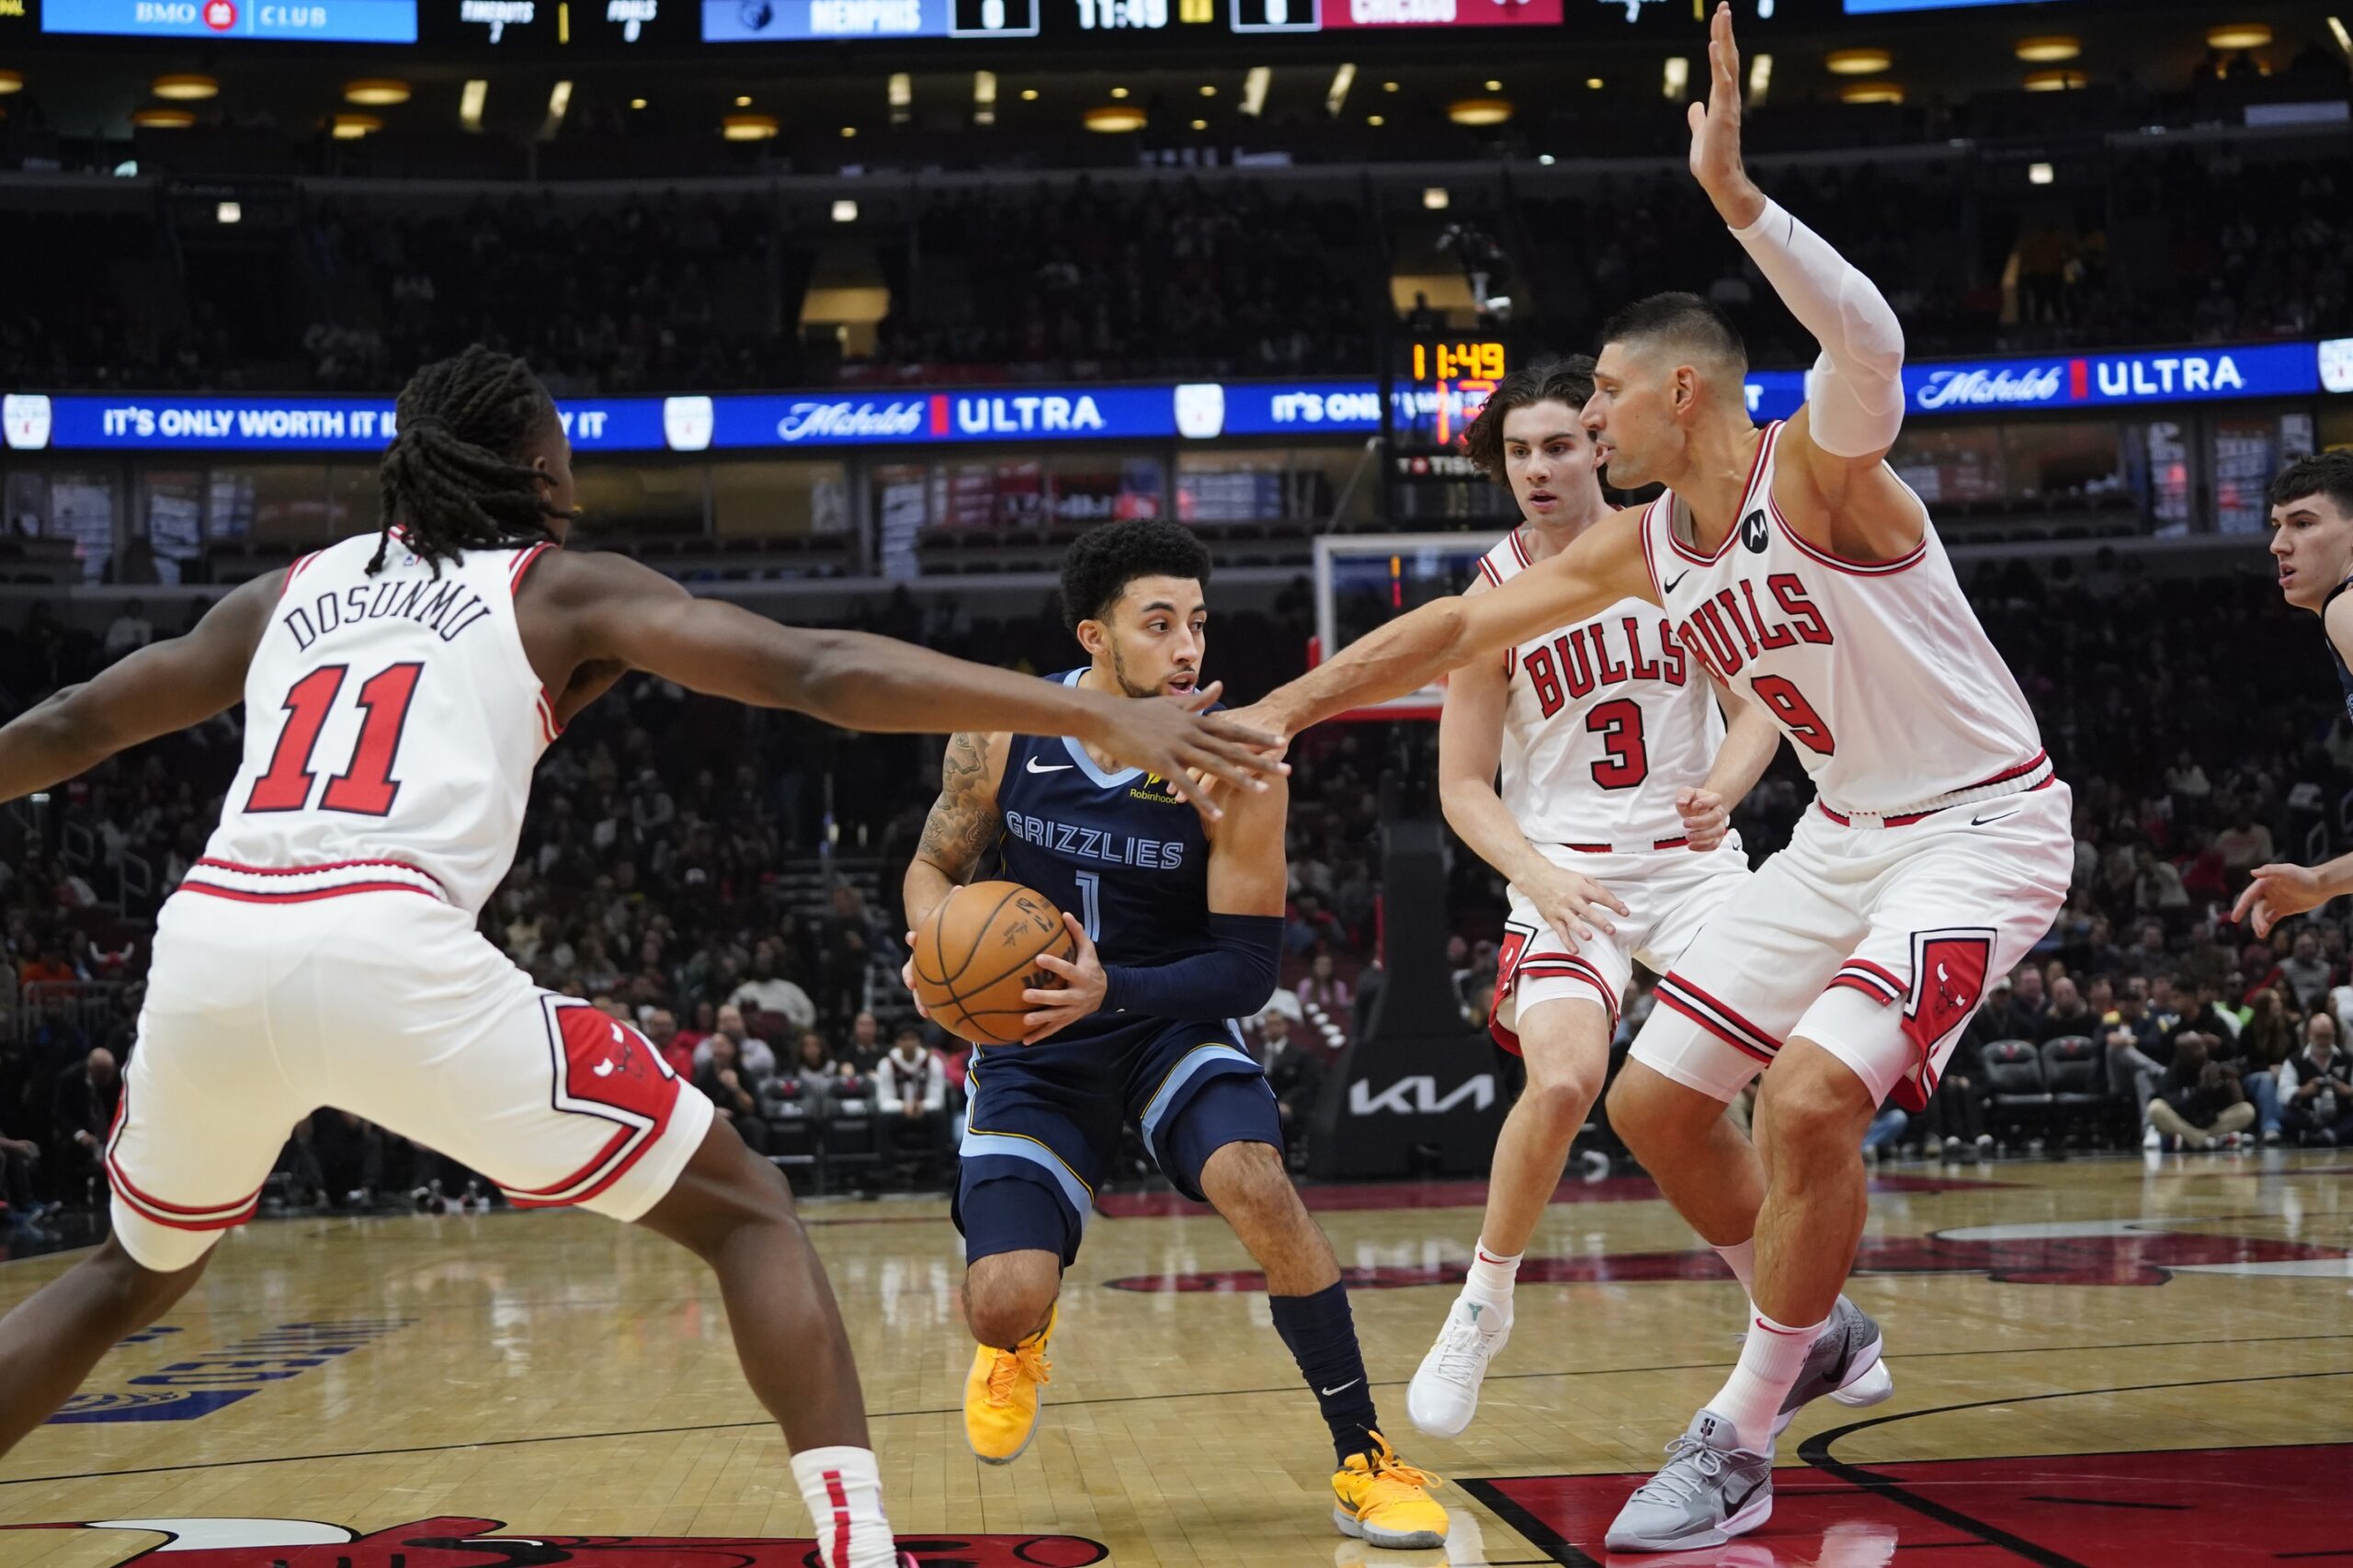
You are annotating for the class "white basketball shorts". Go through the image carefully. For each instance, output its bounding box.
[1631,779,2074,1111]
[1491,838,1751,1053]
[107,880,713,1271]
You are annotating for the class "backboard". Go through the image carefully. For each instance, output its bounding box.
[1311,530,1505,722]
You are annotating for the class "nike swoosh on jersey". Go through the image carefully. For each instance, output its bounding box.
[1026,757,1076,774]
[1663,572,1690,595]
[1970,808,2022,826]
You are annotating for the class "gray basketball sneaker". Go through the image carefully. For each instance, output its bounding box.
[1604,1408,1775,1552]
[1772,1295,1893,1438]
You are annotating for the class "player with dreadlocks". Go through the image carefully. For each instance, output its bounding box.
[0,346,1278,1568]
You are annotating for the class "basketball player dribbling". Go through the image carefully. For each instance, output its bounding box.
[2234,450,2353,936]
[1404,356,1850,1439]
[902,519,1449,1550]
[0,348,1277,1568]
[1230,6,2072,1549]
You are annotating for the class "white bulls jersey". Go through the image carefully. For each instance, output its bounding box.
[1636,420,2048,820]
[196,530,563,915]
[1481,527,1725,851]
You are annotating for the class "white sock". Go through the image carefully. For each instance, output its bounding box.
[1706,1310,1824,1451]
[1464,1238,1521,1315]
[789,1446,898,1568]
[1712,1237,1757,1303]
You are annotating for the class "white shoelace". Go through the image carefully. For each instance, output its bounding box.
[1428,1318,1494,1384]
[1631,1435,1727,1505]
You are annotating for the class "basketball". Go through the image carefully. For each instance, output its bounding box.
[911,881,1076,1046]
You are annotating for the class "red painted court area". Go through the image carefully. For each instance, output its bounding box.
[1465,1442,2350,1566]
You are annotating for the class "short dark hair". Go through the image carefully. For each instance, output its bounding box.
[1462,356,1597,485]
[1059,518,1211,632]
[2271,449,2353,520]
[1597,290,1749,380]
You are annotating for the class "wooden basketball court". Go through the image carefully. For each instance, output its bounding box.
[0,1153,2346,1567]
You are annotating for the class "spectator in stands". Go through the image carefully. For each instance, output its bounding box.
[816,885,891,1025]
[2148,1035,2254,1151]
[2178,926,2231,996]
[643,1008,691,1079]
[2215,809,2276,885]
[693,1033,768,1155]
[2101,980,2168,1116]
[2282,1014,2353,1146]
[1298,948,1352,1024]
[1256,1008,1325,1166]
[874,1024,950,1168]
[692,1004,777,1083]
[1286,894,1347,958]
[49,1046,119,1194]
[1861,1097,1909,1160]
[0,1129,44,1228]
[843,1009,885,1074]
[2036,976,2097,1044]
[672,1000,717,1062]
[728,945,816,1034]
[2123,920,2171,980]
[1989,968,2045,1040]
[101,599,153,660]
[2168,983,2241,1052]
[790,1031,845,1114]
[2275,928,2335,1012]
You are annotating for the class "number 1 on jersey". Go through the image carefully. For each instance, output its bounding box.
[1074,869,1102,941]
[244,662,425,818]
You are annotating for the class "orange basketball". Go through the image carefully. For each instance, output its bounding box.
[911,881,1076,1046]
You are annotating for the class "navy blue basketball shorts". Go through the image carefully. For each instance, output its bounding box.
[952,1017,1281,1267]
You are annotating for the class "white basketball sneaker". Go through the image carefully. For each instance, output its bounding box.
[1406,1294,1511,1438]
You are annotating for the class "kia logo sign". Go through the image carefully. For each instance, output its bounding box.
[3,393,51,451]
[662,395,713,453]
[1347,1074,1496,1116]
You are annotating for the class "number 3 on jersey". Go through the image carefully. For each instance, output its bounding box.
[246,662,425,817]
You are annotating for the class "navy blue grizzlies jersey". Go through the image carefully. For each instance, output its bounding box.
[2330,580,2353,723]
[992,671,1216,1043]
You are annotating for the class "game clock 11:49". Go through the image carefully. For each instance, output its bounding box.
[1390,337,1506,449]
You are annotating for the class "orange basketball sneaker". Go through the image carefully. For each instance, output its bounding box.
[964,1305,1055,1464]
[1332,1429,1449,1548]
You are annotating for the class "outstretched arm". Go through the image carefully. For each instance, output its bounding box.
[1688,2,1918,559]
[543,551,1276,820]
[903,730,1006,936]
[1235,508,1654,743]
[0,572,281,805]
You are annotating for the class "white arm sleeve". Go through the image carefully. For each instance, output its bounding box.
[1731,199,1907,458]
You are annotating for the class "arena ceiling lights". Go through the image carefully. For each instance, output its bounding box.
[0,71,22,96]
[722,113,779,140]
[2014,36,2080,63]
[151,74,219,101]
[131,107,195,128]
[332,113,382,139]
[1085,104,1146,132]
[1447,97,1512,126]
[2205,24,2271,50]
[2023,69,2087,92]
[1824,49,1891,75]
[1839,81,1904,105]
[345,80,411,107]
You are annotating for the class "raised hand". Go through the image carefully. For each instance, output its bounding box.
[1688,2,1767,228]
[2232,861,2333,938]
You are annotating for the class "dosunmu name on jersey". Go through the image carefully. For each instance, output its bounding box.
[279,576,500,653]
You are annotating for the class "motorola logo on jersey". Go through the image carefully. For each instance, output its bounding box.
[1740,507,1769,552]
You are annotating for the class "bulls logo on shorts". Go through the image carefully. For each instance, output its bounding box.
[502,999,687,1210]
[1903,930,1994,1052]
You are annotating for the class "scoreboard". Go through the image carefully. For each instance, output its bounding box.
[12,0,2200,49]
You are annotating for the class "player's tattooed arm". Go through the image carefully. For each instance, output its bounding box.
[904,729,1008,935]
